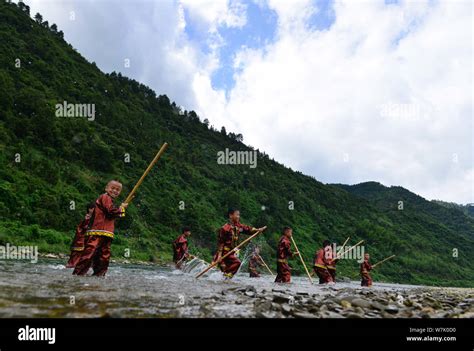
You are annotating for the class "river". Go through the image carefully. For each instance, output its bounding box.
[0,258,472,318]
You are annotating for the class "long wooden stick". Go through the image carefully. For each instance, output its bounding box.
[290,236,313,284]
[258,254,275,276]
[196,230,263,279]
[124,142,169,204]
[372,255,396,269]
[335,240,364,260]
[336,236,350,256]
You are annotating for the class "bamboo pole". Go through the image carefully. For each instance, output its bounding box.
[290,236,313,284]
[196,230,263,279]
[124,142,169,204]
[372,255,396,269]
[258,254,275,276]
[335,240,364,260]
[337,237,350,256]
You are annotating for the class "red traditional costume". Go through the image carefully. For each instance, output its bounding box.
[275,236,294,283]
[214,221,258,278]
[360,259,373,287]
[173,233,189,268]
[73,193,125,276]
[314,247,334,284]
[326,245,338,282]
[248,254,263,277]
[66,215,91,268]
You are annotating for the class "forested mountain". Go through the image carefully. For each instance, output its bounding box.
[432,200,474,219]
[1,1,473,287]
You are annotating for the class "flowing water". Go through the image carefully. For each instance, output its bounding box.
[0,258,471,318]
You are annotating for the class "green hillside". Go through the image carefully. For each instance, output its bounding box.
[432,200,474,219]
[0,1,473,287]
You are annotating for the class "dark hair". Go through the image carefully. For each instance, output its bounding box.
[86,202,95,211]
[323,240,331,247]
[282,226,292,234]
[228,208,239,216]
[182,226,191,233]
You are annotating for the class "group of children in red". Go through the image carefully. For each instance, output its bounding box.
[67,184,373,287]
[172,208,374,287]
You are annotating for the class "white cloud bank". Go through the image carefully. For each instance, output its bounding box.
[195,0,473,204]
[22,0,473,203]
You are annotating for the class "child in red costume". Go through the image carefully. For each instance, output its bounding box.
[213,209,266,279]
[66,202,95,268]
[73,180,128,277]
[360,253,373,287]
[314,240,334,284]
[275,227,299,283]
[173,227,192,269]
[248,246,264,278]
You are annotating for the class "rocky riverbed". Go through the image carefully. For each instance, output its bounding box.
[222,285,474,318]
[0,258,472,318]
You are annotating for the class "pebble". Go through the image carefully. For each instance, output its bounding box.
[351,298,372,309]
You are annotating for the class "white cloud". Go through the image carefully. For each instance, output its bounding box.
[179,0,247,32]
[23,0,217,109]
[194,0,473,203]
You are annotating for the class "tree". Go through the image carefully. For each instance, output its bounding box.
[158,95,171,108]
[203,118,210,128]
[235,133,243,142]
[18,1,30,15]
[188,110,199,122]
[50,24,58,33]
[220,126,227,136]
[34,13,43,24]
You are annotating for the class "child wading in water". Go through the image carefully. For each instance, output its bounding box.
[213,208,267,279]
[360,253,373,287]
[73,180,128,277]
[66,202,95,268]
[274,227,299,283]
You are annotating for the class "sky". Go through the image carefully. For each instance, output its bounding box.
[20,0,473,204]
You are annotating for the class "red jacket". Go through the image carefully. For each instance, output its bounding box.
[86,193,125,239]
[277,236,293,262]
[216,222,257,254]
[360,260,372,275]
[71,216,91,250]
[314,247,331,269]
[173,234,188,261]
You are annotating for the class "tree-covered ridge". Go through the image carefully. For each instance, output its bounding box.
[432,200,474,219]
[0,1,473,287]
